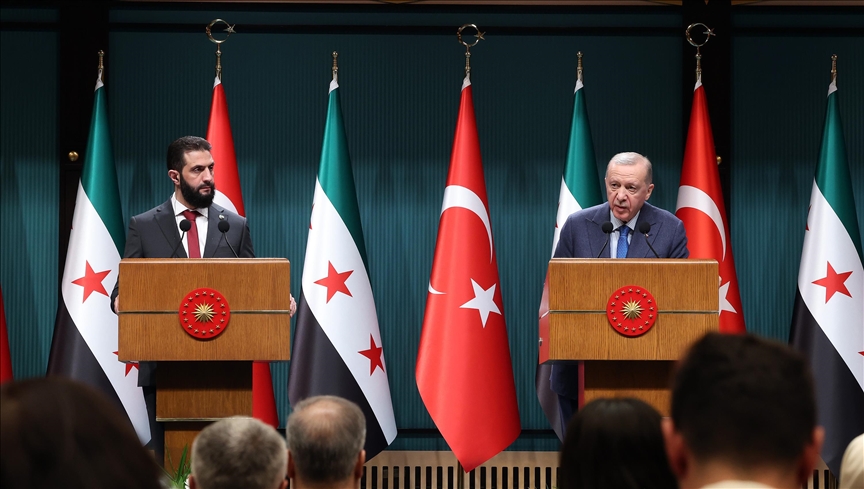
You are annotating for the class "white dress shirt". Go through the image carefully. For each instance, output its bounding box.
[609,209,640,258]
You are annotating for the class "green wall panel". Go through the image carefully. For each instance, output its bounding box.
[0,30,58,380]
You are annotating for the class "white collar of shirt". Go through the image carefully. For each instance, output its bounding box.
[170,194,209,256]
[608,209,640,258]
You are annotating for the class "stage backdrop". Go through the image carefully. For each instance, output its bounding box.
[1,5,862,451]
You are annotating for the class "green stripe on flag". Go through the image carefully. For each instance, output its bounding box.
[80,85,125,252]
[564,86,603,205]
[317,85,370,271]
[815,89,863,263]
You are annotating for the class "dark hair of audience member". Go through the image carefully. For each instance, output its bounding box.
[559,397,678,489]
[0,377,163,489]
[670,332,817,472]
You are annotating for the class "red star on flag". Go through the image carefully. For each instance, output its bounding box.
[358,334,385,375]
[314,262,354,303]
[71,261,111,303]
[113,351,139,376]
[812,262,853,303]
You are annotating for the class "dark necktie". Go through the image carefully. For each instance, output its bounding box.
[181,210,201,258]
[616,225,630,259]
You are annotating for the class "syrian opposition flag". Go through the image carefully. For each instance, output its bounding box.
[205,75,279,427]
[675,76,746,333]
[537,69,603,441]
[1,286,12,384]
[416,75,521,472]
[288,73,397,459]
[790,73,864,476]
[47,66,150,444]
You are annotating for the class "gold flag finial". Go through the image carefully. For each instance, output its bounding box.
[577,51,584,83]
[457,24,485,77]
[686,23,715,82]
[831,54,838,86]
[97,50,105,82]
[206,19,235,81]
[332,51,339,81]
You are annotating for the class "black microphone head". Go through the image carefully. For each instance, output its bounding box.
[638,221,652,235]
[218,220,230,233]
[179,219,192,232]
[601,221,614,234]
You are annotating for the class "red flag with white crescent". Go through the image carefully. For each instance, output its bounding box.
[206,76,279,426]
[0,286,13,384]
[416,76,521,472]
[676,79,746,333]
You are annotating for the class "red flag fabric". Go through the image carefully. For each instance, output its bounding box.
[0,286,12,383]
[206,77,279,426]
[676,80,746,333]
[416,77,521,472]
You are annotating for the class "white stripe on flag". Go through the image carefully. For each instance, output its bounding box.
[62,184,150,443]
[799,181,864,390]
[301,179,397,443]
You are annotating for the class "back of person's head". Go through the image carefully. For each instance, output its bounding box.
[190,416,287,489]
[0,377,162,489]
[286,395,366,486]
[559,398,678,489]
[670,332,818,473]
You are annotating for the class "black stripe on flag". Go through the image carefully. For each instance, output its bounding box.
[288,294,388,459]
[47,300,131,427]
[790,289,864,475]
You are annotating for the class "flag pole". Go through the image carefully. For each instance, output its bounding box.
[206,18,236,81]
[831,53,837,85]
[97,50,104,82]
[332,50,338,81]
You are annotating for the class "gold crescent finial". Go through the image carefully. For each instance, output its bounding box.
[457,24,485,77]
[577,51,584,83]
[97,50,105,82]
[831,54,838,86]
[332,51,338,81]
[206,19,236,81]
[685,23,715,82]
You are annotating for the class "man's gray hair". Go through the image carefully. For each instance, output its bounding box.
[286,395,366,483]
[191,417,287,489]
[606,151,653,184]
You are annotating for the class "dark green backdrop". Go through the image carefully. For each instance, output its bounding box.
[2,4,862,451]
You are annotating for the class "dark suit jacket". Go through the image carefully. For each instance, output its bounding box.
[550,201,688,398]
[110,199,255,385]
[554,201,689,260]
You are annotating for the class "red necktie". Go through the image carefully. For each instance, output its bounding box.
[181,210,201,258]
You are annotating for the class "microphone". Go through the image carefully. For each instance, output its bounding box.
[596,221,614,258]
[170,219,192,258]
[638,221,661,259]
[217,219,240,258]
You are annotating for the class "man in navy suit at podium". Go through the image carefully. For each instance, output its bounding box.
[551,151,689,433]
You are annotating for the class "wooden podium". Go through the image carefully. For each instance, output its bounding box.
[117,258,291,464]
[540,259,718,415]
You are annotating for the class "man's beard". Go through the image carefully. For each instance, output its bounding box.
[180,176,216,209]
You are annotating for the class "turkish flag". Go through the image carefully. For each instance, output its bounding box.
[676,80,746,333]
[1,286,12,384]
[206,77,279,426]
[416,77,521,472]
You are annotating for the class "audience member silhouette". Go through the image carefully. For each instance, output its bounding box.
[190,416,288,489]
[559,397,678,489]
[663,333,823,489]
[0,377,162,489]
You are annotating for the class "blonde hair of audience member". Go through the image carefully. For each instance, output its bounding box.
[190,416,288,489]
[0,377,163,489]
[839,434,863,489]
[663,333,824,489]
[286,395,366,489]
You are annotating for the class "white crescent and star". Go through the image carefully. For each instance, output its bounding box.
[428,185,494,296]
[676,185,727,261]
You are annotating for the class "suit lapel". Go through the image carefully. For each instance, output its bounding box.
[154,200,186,258]
[202,205,225,258]
[629,203,658,258]
[589,205,612,258]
